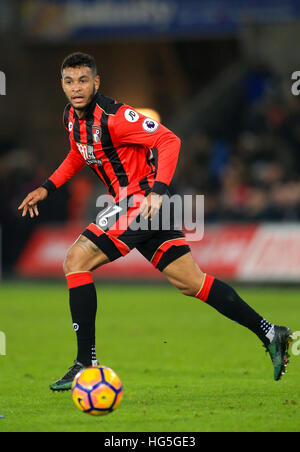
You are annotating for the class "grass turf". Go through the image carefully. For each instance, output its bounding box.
[0,282,299,432]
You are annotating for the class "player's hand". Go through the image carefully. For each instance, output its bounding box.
[18,187,48,218]
[140,192,162,220]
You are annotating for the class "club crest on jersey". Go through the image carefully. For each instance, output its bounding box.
[143,118,159,133]
[92,126,102,143]
[68,121,73,132]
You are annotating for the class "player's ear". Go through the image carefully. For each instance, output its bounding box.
[95,75,100,92]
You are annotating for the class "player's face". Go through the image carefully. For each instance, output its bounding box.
[61,66,100,112]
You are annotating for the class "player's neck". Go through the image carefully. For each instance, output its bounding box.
[75,108,86,119]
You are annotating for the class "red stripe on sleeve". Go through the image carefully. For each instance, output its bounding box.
[48,148,86,189]
[48,107,86,189]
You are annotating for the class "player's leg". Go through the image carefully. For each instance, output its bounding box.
[162,252,274,344]
[65,194,148,374]
[51,196,138,391]
[63,234,111,274]
[139,229,276,347]
[162,252,292,380]
[64,235,110,363]
[161,252,275,345]
[50,235,111,391]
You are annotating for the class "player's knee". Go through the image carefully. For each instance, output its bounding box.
[173,280,200,297]
[164,255,206,298]
[180,285,199,297]
[63,247,87,275]
[182,272,206,297]
[171,275,205,297]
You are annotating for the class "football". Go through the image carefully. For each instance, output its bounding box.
[71,366,123,416]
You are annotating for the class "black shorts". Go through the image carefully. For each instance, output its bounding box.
[82,192,190,272]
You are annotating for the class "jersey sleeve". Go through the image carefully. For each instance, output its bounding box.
[42,107,86,194]
[42,144,86,194]
[111,106,181,195]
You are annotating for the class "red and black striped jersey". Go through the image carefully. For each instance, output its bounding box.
[44,92,181,201]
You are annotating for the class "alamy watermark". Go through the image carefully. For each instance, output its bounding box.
[0,332,6,355]
[95,190,204,241]
[0,71,6,96]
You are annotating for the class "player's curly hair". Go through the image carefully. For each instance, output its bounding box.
[61,52,98,77]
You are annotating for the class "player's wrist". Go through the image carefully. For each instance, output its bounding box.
[41,179,57,196]
[151,181,168,196]
[39,187,49,199]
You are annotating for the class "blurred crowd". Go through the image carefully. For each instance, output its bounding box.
[174,64,300,222]
[0,146,70,272]
[1,63,300,272]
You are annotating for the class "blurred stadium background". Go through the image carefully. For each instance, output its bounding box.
[1,0,300,283]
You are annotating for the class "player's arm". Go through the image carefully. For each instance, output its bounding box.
[18,147,85,218]
[112,106,181,218]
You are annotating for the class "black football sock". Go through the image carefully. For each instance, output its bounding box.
[66,272,98,366]
[196,275,274,346]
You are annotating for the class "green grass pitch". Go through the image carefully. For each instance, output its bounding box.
[0,282,299,432]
